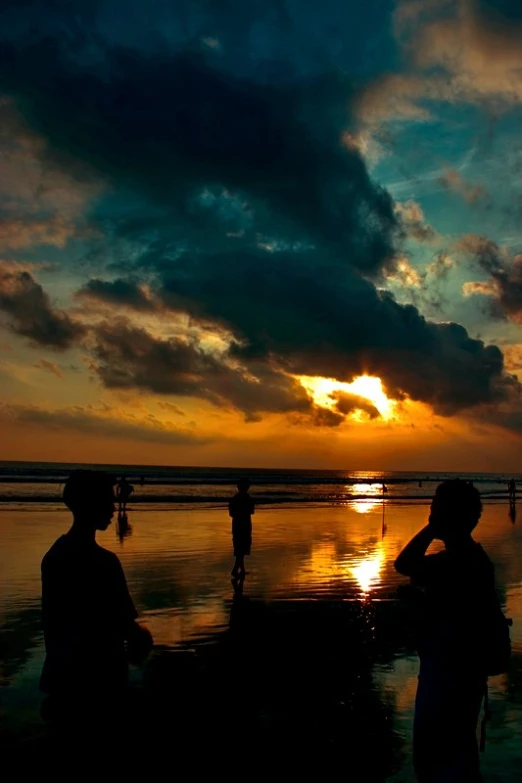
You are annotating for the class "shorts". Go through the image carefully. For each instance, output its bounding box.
[413,658,486,782]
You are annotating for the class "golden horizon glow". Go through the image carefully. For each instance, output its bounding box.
[298,374,396,420]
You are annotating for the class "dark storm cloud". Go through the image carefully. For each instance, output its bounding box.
[154,246,511,415]
[77,278,157,311]
[0,267,85,349]
[1,2,519,422]
[91,318,313,419]
[334,393,380,420]
[460,235,522,323]
[0,18,398,275]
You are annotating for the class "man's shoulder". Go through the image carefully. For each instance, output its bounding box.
[42,535,69,566]
[94,543,121,567]
[42,536,120,569]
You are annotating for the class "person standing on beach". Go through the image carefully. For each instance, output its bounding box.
[229,477,255,579]
[40,470,152,723]
[116,475,134,519]
[395,480,510,783]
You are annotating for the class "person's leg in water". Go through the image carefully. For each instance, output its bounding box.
[414,660,485,782]
[232,552,245,577]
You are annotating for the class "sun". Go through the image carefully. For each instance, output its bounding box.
[297,374,396,420]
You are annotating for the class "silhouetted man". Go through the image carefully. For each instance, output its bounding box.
[395,480,506,783]
[40,469,151,722]
[116,475,134,518]
[229,477,255,579]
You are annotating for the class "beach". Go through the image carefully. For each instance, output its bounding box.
[2,470,522,779]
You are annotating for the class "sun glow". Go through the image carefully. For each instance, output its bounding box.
[351,482,383,514]
[298,374,396,420]
[348,545,386,594]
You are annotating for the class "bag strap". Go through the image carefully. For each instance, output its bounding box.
[479,683,491,752]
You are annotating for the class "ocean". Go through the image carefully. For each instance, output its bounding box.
[1,461,522,780]
[0,460,517,507]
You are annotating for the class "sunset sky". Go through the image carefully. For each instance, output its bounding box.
[1,0,522,470]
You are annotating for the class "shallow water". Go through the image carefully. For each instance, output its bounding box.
[2,499,522,779]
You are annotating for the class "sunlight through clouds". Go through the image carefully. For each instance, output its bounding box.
[297,375,397,420]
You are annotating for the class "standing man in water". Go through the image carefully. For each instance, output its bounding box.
[40,470,152,723]
[229,477,255,579]
[395,480,509,783]
[116,475,134,519]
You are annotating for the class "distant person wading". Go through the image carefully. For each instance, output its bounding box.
[229,478,255,579]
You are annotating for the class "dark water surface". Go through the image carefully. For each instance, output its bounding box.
[2,497,522,779]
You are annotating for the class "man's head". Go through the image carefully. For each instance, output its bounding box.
[429,479,482,542]
[237,477,251,492]
[63,470,116,530]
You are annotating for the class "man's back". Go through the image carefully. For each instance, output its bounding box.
[229,491,255,522]
[41,533,137,695]
[412,542,497,669]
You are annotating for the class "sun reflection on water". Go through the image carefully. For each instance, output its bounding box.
[347,544,386,594]
[351,483,383,514]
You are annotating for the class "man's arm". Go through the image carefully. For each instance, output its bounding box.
[41,554,64,648]
[394,525,435,577]
[111,555,153,663]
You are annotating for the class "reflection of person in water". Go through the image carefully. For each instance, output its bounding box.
[40,470,152,721]
[395,480,503,783]
[116,476,134,519]
[229,478,255,579]
[116,512,133,543]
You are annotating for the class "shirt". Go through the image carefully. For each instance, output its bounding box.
[40,534,138,695]
[409,542,498,672]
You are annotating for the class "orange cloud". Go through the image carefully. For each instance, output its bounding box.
[385,257,422,288]
[437,168,488,204]
[33,359,64,379]
[395,199,438,242]
[462,280,498,297]
[0,98,104,254]
[0,215,72,250]
[357,0,522,126]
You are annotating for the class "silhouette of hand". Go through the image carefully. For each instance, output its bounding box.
[427,513,443,540]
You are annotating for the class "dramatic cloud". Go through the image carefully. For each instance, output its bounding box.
[0,1,519,434]
[151,246,512,415]
[333,392,380,420]
[77,278,158,312]
[90,318,314,421]
[459,235,522,323]
[395,200,437,243]
[0,266,85,349]
[0,37,398,276]
[0,98,103,256]
[358,0,522,125]
[385,257,422,288]
[462,280,498,297]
